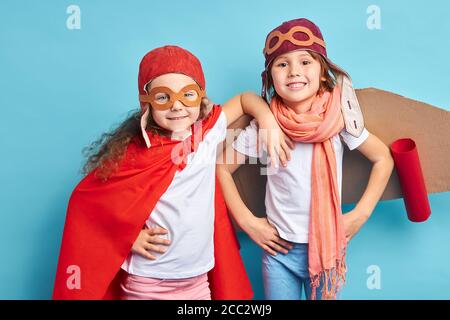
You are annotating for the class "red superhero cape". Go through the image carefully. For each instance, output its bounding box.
[53,106,253,300]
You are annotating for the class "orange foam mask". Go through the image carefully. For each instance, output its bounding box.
[139,84,205,110]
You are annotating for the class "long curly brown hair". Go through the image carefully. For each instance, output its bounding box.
[82,98,211,180]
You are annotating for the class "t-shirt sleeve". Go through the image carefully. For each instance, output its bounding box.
[231,119,262,158]
[340,127,370,150]
[200,105,228,146]
[214,110,228,144]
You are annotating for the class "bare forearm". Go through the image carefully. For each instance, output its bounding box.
[355,156,394,219]
[216,165,255,230]
[222,92,271,126]
[240,92,271,122]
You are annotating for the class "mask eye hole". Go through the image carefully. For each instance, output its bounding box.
[183,90,198,101]
[154,93,170,104]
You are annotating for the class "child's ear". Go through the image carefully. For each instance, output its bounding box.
[202,97,214,116]
[139,102,149,111]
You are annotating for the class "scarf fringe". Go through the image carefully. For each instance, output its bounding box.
[310,251,347,300]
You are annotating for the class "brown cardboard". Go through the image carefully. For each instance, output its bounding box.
[350,88,450,203]
[225,88,450,219]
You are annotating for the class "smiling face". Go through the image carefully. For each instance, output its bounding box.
[146,73,201,135]
[270,50,325,113]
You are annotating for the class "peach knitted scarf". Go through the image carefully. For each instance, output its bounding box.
[270,86,347,300]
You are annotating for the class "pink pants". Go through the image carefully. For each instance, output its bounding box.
[120,272,211,300]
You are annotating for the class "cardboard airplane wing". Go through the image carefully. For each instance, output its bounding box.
[343,88,450,204]
[227,88,450,219]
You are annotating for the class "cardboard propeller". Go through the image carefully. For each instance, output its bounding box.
[226,88,450,219]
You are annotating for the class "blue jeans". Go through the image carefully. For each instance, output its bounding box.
[262,243,332,300]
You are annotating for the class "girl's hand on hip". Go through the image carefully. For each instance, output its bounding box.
[131,226,171,260]
[244,216,294,256]
[342,209,368,242]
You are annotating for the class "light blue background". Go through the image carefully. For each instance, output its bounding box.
[1,0,449,299]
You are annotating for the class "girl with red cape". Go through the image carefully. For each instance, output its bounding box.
[53,45,290,300]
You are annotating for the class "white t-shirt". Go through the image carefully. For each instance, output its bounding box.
[232,119,369,243]
[121,111,227,279]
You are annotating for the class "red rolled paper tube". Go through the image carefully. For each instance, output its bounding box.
[390,138,431,222]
